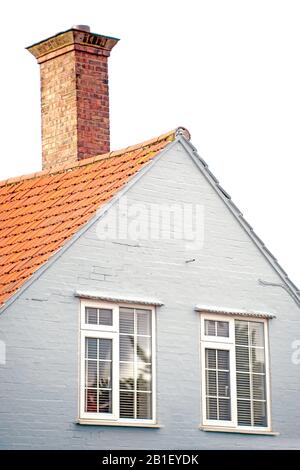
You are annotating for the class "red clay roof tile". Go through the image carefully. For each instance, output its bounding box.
[0,129,176,306]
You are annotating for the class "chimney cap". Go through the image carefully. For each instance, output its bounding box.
[27,28,119,61]
[72,25,90,32]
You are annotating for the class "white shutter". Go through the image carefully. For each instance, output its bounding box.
[235,320,267,427]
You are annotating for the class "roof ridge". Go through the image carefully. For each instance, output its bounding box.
[0,128,177,188]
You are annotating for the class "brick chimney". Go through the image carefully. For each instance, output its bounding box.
[27,26,119,170]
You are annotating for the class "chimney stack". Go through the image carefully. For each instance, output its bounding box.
[27,27,119,170]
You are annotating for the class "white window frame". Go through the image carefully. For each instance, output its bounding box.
[200,313,272,432]
[80,300,118,332]
[79,300,156,425]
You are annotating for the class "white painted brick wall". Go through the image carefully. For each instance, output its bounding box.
[0,142,299,449]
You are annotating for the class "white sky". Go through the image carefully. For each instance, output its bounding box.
[0,0,299,286]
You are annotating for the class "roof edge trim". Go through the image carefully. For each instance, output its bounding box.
[177,135,300,309]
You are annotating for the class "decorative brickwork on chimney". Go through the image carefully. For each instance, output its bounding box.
[27,27,119,170]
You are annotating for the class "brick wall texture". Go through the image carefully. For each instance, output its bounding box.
[0,142,299,449]
[40,48,110,170]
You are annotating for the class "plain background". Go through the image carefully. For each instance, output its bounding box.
[0,0,299,286]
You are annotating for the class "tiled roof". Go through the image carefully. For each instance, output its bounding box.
[0,129,176,306]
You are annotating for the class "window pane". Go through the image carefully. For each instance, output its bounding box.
[251,347,265,374]
[86,337,97,359]
[252,374,266,400]
[137,362,152,391]
[98,390,111,413]
[99,338,112,361]
[250,322,264,347]
[86,360,97,388]
[120,362,134,390]
[253,400,267,427]
[84,337,113,415]
[85,307,98,325]
[99,361,112,389]
[136,309,151,335]
[235,320,267,428]
[236,373,250,399]
[237,400,252,426]
[236,346,249,372]
[205,320,216,336]
[137,336,151,363]
[120,391,134,418]
[137,392,152,419]
[219,399,231,421]
[217,321,229,337]
[217,349,229,370]
[235,321,249,345]
[206,397,218,420]
[98,309,112,326]
[120,335,134,362]
[85,307,112,326]
[206,349,217,369]
[119,308,134,334]
[119,307,153,420]
[205,320,229,337]
[218,371,230,397]
[206,370,217,396]
[86,389,97,412]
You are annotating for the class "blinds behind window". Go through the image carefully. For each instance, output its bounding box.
[85,307,113,326]
[85,337,112,414]
[205,319,229,337]
[205,348,231,421]
[119,307,152,419]
[235,320,267,427]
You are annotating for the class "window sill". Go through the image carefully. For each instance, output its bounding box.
[200,426,279,436]
[77,419,162,428]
